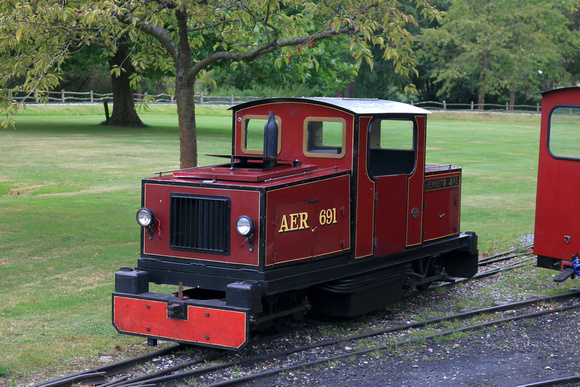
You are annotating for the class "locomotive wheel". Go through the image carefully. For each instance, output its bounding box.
[416,283,431,291]
[407,256,442,290]
[257,289,308,333]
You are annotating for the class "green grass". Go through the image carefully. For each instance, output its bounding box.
[427,113,540,254]
[0,105,543,384]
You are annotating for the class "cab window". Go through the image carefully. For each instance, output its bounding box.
[241,115,281,154]
[549,106,580,160]
[303,117,346,158]
[368,119,416,177]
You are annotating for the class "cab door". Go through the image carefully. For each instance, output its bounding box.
[370,116,425,256]
[535,99,580,264]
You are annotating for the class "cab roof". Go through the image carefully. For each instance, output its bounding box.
[231,97,431,116]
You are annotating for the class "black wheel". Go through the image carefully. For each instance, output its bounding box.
[416,283,431,291]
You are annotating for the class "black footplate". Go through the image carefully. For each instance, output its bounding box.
[554,268,575,283]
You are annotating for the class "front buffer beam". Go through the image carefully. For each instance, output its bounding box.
[112,292,249,349]
[112,268,251,350]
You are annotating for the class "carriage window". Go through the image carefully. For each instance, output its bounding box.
[304,117,346,158]
[370,119,414,150]
[549,107,580,159]
[368,119,416,177]
[241,115,281,154]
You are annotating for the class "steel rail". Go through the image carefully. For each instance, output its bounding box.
[33,247,553,387]
[34,344,182,387]
[101,327,304,386]
[110,291,580,386]
[517,374,580,387]
[478,245,533,263]
[478,251,534,266]
[209,300,580,386]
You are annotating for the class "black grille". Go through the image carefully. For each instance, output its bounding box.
[169,194,230,254]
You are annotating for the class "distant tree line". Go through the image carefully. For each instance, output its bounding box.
[1,0,578,166]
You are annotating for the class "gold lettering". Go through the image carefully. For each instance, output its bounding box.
[290,213,299,231]
[279,215,289,233]
[299,212,309,230]
[278,211,311,233]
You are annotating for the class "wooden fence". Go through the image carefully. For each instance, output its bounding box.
[7,89,543,113]
[8,89,259,106]
[412,100,542,113]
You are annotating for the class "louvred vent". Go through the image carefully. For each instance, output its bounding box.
[169,194,230,254]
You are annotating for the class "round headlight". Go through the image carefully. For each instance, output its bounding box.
[136,208,155,228]
[236,215,254,237]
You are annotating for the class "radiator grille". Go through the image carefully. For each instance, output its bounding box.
[169,194,230,254]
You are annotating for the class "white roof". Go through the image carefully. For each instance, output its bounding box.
[232,97,430,115]
[307,97,431,115]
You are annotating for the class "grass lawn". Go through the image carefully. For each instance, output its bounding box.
[0,104,543,383]
[427,112,540,252]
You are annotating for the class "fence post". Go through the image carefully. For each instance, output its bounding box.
[537,103,540,113]
[61,89,65,103]
[90,90,94,103]
[471,101,474,110]
[200,92,204,104]
[170,94,174,104]
[443,100,446,110]
[231,94,234,105]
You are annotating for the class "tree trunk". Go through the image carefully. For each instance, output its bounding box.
[478,56,490,111]
[344,80,357,98]
[174,8,198,169]
[175,71,197,169]
[106,45,145,127]
[477,72,486,111]
[510,84,516,111]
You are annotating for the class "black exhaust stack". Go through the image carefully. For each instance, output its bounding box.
[263,111,278,169]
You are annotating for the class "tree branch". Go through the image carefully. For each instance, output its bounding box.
[114,6,179,62]
[189,26,354,78]
[187,19,238,33]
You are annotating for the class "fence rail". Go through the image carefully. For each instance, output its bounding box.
[6,89,542,113]
[412,100,541,113]
[7,89,260,106]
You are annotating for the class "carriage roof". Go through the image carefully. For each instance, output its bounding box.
[231,97,431,116]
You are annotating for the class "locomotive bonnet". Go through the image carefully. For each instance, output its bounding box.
[113,97,478,349]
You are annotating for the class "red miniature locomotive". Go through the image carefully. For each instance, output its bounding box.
[535,87,580,282]
[113,97,478,349]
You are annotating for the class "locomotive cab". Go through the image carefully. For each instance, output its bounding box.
[112,97,478,349]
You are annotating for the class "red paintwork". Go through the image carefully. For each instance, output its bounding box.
[265,174,351,265]
[113,295,248,348]
[173,162,317,182]
[142,183,261,265]
[115,98,470,348]
[374,174,407,255]
[407,116,427,246]
[423,168,461,242]
[356,114,453,259]
[355,116,375,258]
[534,87,580,265]
[233,102,355,172]
[140,102,461,266]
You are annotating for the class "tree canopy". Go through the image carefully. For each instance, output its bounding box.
[417,0,580,108]
[3,1,580,165]
[0,0,440,167]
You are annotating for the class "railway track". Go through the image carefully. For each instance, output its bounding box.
[36,289,580,386]
[37,246,570,387]
[211,292,580,387]
[33,345,185,387]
